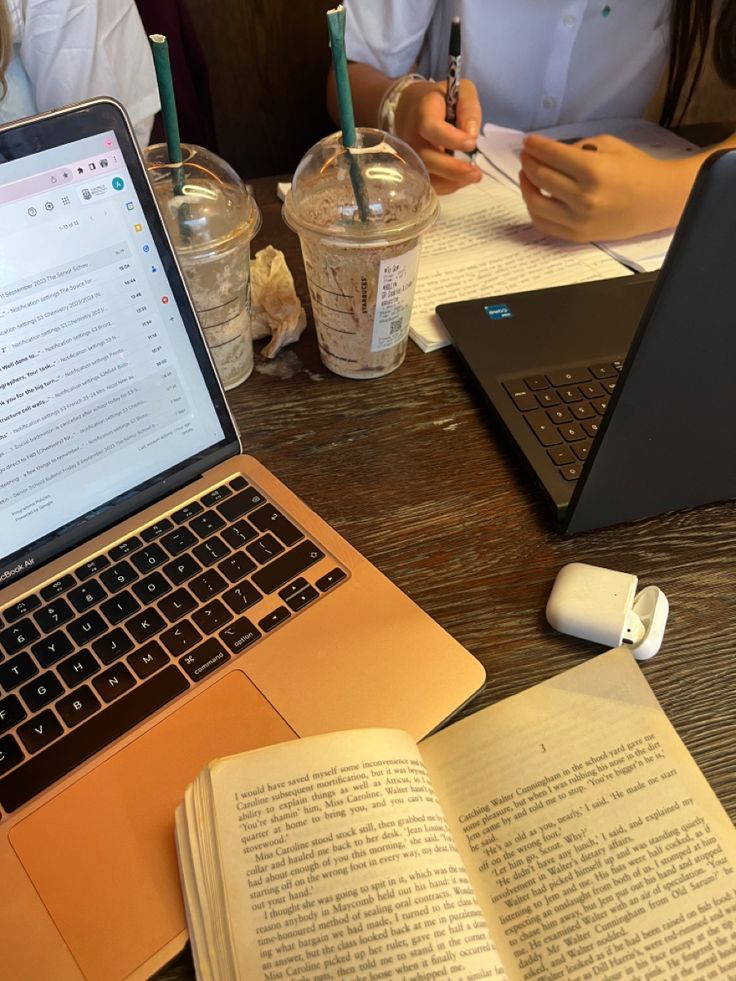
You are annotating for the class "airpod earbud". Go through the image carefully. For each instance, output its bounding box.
[628,584,669,660]
[546,563,668,660]
[622,610,646,646]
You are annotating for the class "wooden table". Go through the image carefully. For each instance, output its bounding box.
[156,174,736,979]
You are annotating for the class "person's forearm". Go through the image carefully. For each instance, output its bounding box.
[326,62,395,127]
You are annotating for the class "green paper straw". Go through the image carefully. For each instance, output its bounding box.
[327,6,370,222]
[149,34,184,197]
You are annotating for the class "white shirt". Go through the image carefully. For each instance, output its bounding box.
[345,0,670,130]
[1,0,160,145]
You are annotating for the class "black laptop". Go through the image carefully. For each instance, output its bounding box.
[437,149,736,534]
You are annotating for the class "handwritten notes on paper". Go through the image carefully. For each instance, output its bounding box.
[410,177,630,352]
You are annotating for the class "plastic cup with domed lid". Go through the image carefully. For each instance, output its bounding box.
[143,143,261,390]
[282,128,438,379]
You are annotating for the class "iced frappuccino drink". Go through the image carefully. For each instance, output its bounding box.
[144,144,261,390]
[283,129,437,379]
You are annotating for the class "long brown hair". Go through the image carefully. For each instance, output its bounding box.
[0,0,12,99]
[662,0,736,126]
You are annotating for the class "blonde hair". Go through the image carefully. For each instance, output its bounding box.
[0,0,11,98]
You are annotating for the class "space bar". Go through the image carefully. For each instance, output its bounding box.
[0,666,189,814]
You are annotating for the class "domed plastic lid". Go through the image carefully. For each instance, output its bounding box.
[283,128,438,245]
[143,143,261,255]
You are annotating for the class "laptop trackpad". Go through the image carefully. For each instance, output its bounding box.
[9,670,296,980]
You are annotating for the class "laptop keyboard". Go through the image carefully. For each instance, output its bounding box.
[0,475,346,815]
[504,360,623,481]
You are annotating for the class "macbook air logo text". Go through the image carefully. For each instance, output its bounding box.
[0,557,35,584]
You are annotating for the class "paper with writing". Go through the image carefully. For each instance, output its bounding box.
[176,649,736,980]
[181,729,505,979]
[411,177,630,352]
[421,649,736,979]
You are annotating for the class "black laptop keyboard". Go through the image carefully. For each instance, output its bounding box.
[504,360,623,481]
[0,475,346,816]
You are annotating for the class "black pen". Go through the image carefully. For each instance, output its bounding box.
[557,136,598,152]
[445,15,461,154]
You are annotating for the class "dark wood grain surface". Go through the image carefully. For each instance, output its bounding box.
[154,174,736,979]
[181,0,335,177]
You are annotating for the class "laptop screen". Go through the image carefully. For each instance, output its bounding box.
[0,101,239,587]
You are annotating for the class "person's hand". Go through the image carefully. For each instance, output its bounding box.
[394,78,483,194]
[518,134,695,242]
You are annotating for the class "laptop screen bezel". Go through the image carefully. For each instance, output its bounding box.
[0,98,242,588]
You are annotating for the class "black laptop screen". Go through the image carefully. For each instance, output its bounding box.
[0,102,239,586]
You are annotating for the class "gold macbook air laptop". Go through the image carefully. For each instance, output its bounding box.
[0,100,485,980]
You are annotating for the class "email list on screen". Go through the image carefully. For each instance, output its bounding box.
[0,132,225,571]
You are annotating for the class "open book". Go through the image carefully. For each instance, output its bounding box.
[176,649,736,979]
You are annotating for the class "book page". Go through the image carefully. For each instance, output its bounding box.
[209,728,507,980]
[420,649,736,981]
[410,177,630,352]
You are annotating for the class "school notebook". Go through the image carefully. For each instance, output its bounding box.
[0,99,484,980]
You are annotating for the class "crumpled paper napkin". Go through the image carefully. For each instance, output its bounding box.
[250,245,307,358]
